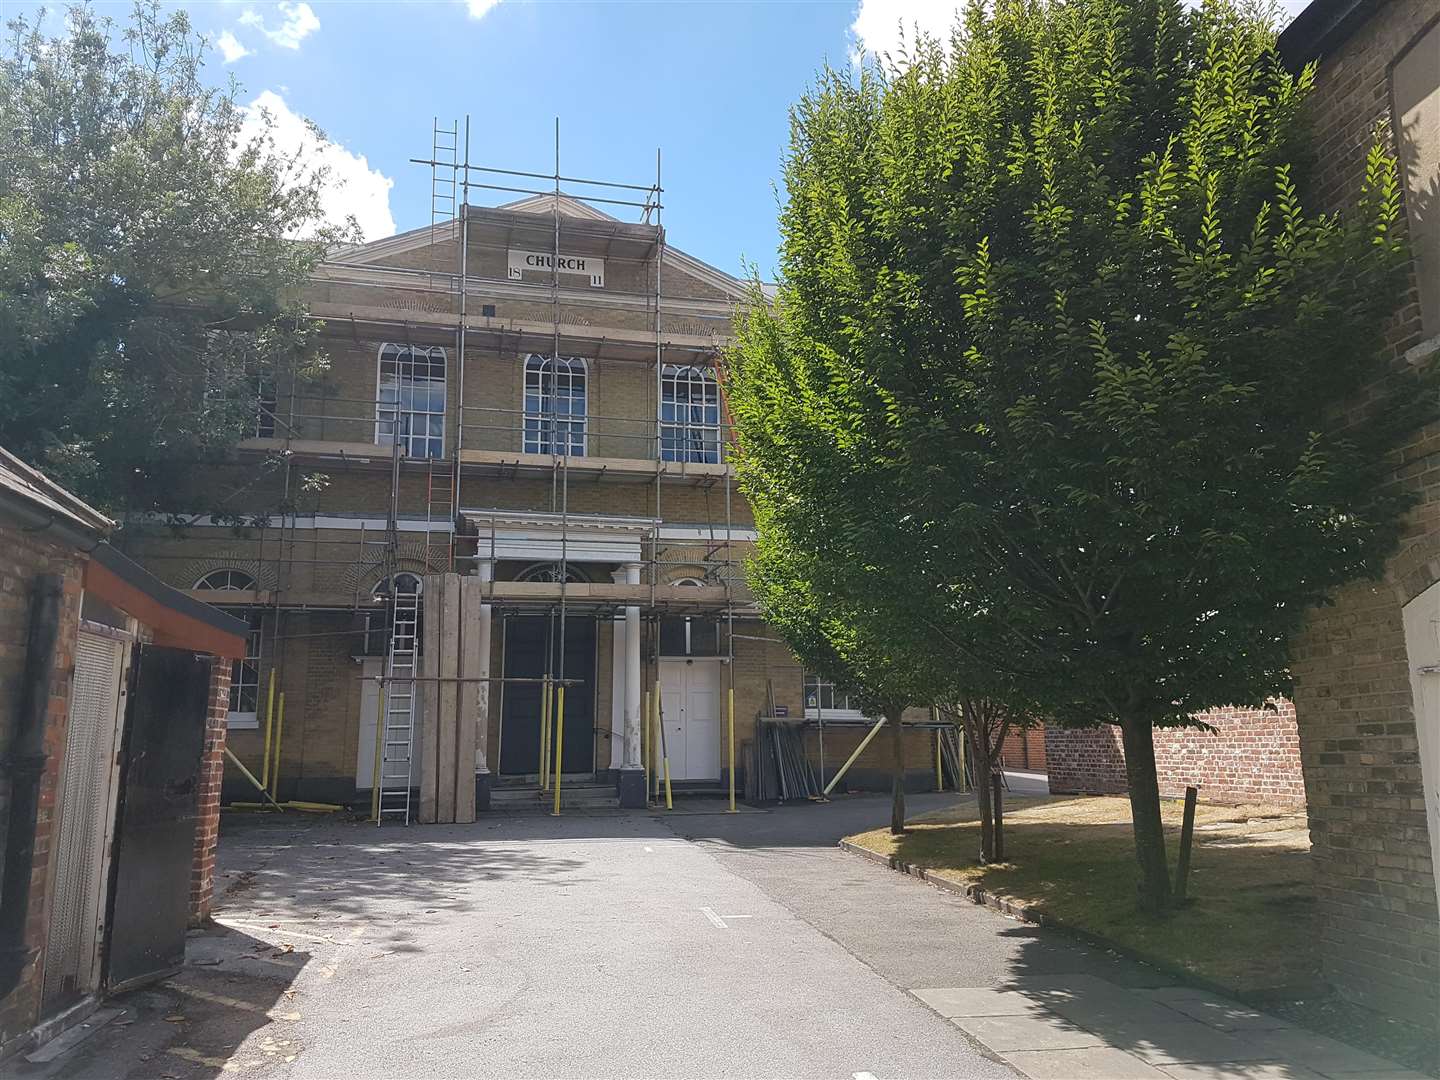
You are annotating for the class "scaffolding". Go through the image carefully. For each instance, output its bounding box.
[157,117,745,819]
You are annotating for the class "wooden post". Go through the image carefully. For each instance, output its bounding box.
[991,771,1004,862]
[420,574,442,823]
[437,574,461,823]
[260,669,277,790]
[455,578,480,823]
[727,686,737,813]
[551,686,566,816]
[1175,785,1199,901]
[269,692,286,802]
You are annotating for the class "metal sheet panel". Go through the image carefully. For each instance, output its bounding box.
[41,632,124,1012]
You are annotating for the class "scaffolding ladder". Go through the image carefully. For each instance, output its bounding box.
[378,584,422,822]
[426,456,455,573]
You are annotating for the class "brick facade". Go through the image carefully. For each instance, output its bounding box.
[1044,704,1306,807]
[1278,0,1440,1025]
[0,526,86,1049]
[998,725,1046,773]
[189,659,231,925]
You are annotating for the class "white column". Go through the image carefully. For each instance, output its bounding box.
[622,562,642,770]
[475,558,494,773]
[609,611,627,771]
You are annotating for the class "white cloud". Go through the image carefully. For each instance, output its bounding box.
[215,29,251,64]
[850,0,961,63]
[465,0,501,19]
[850,0,1310,62]
[241,90,396,242]
[238,2,320,50]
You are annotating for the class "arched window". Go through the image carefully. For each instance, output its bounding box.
[195,569,258,591]
[516,562,588,584]
[377,344,447,459]
[371,573,423,600]
[660,364,721,464]
[524,355,587,456]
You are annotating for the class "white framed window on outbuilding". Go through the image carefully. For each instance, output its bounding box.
[803,674,867,720]
[376,344,447,459]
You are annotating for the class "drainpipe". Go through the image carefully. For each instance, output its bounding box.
[0,574,64,997]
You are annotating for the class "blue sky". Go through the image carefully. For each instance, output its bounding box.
[20,1,1311,279]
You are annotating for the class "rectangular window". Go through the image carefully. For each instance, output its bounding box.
[254,377,276,438]
[377,344,446,459]
[803,674,865,717]
[228,613,263,730]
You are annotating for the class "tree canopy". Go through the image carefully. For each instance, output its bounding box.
[727,0,1421,910]
[0,3,351,509]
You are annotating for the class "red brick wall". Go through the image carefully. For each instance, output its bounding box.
[998,725,1047,772]
[0,527,86,1050]
[1044,702,1306,807]
[189,659,231,926]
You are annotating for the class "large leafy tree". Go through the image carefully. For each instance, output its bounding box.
[729,0,1420,912]
[0,3,351,509]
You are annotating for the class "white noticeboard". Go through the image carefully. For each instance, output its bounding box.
[507,249,605,288]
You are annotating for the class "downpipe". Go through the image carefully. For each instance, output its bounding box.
[0,574,64,997]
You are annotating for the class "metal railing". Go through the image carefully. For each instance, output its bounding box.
[252,392,736,465]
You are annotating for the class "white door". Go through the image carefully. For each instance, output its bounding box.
[1401,583,1440,917]
[658,660,721,781]
[356,658,426,791]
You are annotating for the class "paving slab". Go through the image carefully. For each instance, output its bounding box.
[1248,1026,1408,1074]
[1006,1046,1172,1079]
[1025,984,1200,1029]
[952,1013,1108,1052]
[1157,994,1297,1033]
[1157,1063,1328,1080]
[913,988,1051,1018]
[1094,1021,1279,1066]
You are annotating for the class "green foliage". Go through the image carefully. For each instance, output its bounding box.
[729,0,1419,736]
[0,3,353,509]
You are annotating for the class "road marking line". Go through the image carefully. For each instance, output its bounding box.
[171,984,301,1021]
[718,914,752,920]
[166,1046,239,1070]
[700,907,727,928]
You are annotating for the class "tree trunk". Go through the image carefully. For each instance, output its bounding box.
[964,705,994,863]
[888,707,906,835]
[1119,715,1172,914]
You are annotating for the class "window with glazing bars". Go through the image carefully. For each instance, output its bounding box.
[229,613,264,728]
[524,355,587,456]
[803,673,865,716]
[661,364,721,463]
[376,344,446,458]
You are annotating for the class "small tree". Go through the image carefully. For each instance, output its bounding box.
[0,3,353,508]
[748,531,936,834]
[731,0,1422,912]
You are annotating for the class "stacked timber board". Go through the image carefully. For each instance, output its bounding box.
[419,573,484,823]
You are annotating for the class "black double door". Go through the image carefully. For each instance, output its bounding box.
[499,615,595,775]
[105,645,212,991]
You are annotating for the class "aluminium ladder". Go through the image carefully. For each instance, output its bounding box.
[378,584,422,822]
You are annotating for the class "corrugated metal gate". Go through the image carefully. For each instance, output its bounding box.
[41,632,127,1013]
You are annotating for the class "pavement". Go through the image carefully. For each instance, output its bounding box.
[14,792,1432,1079]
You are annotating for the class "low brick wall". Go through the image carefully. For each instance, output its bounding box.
[1044,702,1306,807]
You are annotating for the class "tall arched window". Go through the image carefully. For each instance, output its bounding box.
[377,344,447,459]
[660,364,721,464]
[524,355,587,456]
[195,569,258,591]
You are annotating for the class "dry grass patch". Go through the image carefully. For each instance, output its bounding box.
[846,794,1318,994]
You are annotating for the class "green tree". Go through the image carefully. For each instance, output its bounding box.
[0,3,351,509]
[729,0,1419,912]
[748,530,936,834]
